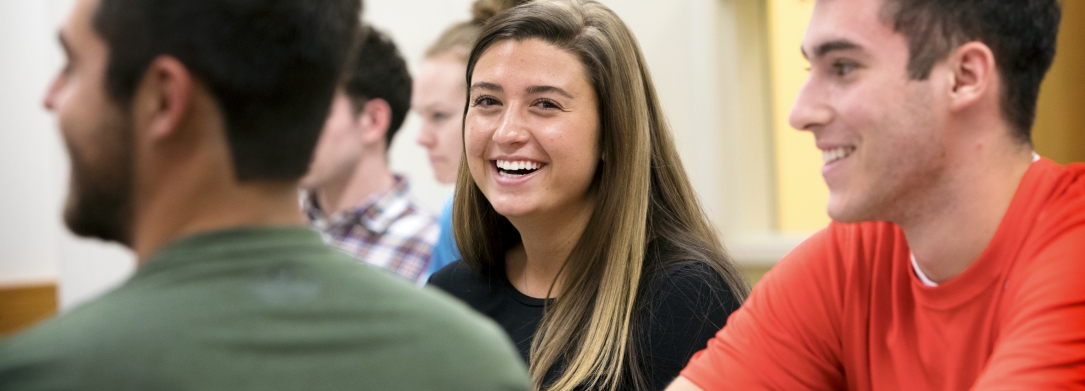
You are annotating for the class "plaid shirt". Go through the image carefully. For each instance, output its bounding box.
[303,175,439,283]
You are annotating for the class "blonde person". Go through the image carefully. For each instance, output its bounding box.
[428,1,751,390]
[415,0,528,279]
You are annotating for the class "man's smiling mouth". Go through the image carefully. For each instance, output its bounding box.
[822,147,856,164]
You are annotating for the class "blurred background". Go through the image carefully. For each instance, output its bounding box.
[2,0,1082,335]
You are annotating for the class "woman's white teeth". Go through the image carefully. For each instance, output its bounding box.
[496,160,542,177]
[496,160,540,171]
[822,147,855,164]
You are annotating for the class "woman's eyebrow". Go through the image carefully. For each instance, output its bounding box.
[526,85,574,98]
[470,81,502,93]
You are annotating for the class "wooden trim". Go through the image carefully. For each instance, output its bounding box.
[0,282,57,337]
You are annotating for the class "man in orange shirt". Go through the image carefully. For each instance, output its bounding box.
[669,0,1084,390]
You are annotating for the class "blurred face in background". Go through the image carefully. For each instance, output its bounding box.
[44,0,134,244]
[464,39,601,222]
[299,90,364,191]
[413,50,468,185]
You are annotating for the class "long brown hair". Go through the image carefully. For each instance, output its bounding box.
[453,1,750,389]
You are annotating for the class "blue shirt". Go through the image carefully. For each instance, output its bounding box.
[424,198,461,281]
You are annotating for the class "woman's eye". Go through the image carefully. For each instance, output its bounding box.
[472,96,500,108]
[431,112,449,122]
[535,99,561,110]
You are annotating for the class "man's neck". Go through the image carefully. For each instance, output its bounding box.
[315,150,396,217]
[132,179,305,263]
[900,141,1034,283]
[129,96,311,264]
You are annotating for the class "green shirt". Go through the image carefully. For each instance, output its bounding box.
[0,227,530,391]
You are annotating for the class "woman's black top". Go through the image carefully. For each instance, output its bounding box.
[428,243,742,390]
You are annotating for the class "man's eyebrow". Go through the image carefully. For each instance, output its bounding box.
[470,82,502,93]
[801,39,863,60]
[525,85,573,99]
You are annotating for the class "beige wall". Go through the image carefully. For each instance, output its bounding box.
[1033,1,1085,164]
[766,0,831,234]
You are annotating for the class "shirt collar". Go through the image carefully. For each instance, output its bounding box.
[910,151,1042,288]
[137,226,325,279]
[302,175,413,235]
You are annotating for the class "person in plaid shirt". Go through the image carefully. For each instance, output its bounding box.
[300,25,438,283]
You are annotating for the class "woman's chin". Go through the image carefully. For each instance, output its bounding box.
[491,203,534,220]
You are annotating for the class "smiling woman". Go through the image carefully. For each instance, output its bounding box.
[465,39,601,225]
[426,1,751,390]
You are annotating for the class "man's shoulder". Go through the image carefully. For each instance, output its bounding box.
[318,258,506,344]
[0,256,529,390]
[775,221,906,274]
[1006,160,1085,278]
[1009,162,1085,288]
[0,284,150,389]
[343,265,530,388]
[1033,161,1085,225]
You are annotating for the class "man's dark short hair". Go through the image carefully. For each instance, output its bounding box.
[93,0,363,181]
[881,0,1061,143]
[343,25,413,150]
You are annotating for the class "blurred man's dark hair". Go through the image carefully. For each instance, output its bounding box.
[344,25,413,150]
[93,0,363,180]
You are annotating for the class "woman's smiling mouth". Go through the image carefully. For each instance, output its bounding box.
[494,159,545,178]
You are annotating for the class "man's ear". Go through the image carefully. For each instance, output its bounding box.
[947,41,997,112]
[134,56,192,141]
[358,98,392,147]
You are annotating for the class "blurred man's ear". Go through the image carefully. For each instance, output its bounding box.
[946,41,996,113]
[358,98,392,148]
[134,56,194,141]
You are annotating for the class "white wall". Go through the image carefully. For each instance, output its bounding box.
[0,0,136,309]
[1,0,767,309]
[0,1,63,286]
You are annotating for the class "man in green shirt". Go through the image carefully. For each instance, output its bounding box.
[0,0,530,390]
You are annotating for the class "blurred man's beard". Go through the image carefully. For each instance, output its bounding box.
[63,118,134,246]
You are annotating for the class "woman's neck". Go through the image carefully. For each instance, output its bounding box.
[505,199,595,299]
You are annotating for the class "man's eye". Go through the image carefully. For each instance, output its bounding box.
[833,61,858,76]
[431,112,448,122]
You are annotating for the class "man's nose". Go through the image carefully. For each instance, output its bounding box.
[788,78,832,132]
[43,74,62,112]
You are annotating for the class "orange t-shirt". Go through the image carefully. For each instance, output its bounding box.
[682,158,1085,390]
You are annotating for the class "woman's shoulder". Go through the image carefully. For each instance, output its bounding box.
[640,248,742,313]
[427,260,478,290]
[645,261,728,294]
[632,245,744,389]
[427,260,508,305]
